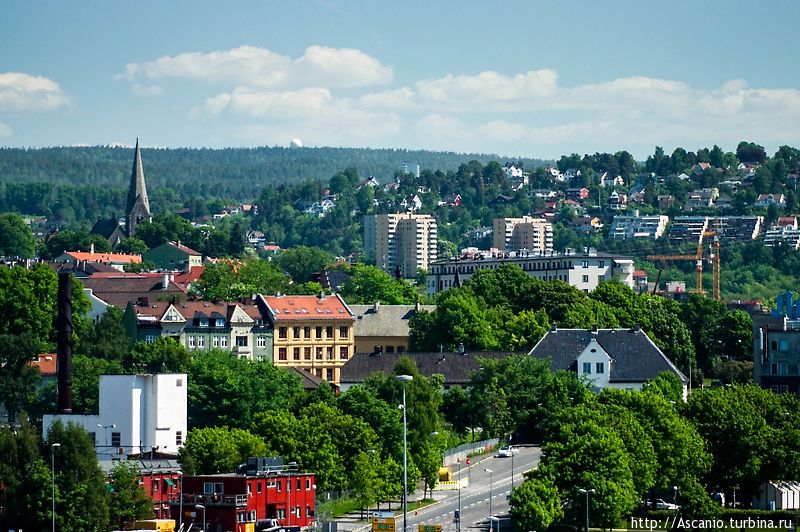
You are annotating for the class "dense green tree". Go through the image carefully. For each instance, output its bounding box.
[42,230,112,259]
[0,417,52,530]
[351,451,382,518]
[274,246,334,284]
[75,306,132,362]
[339,263,419,305]
[0,212,36,258]
[71,355,126,413]
[509,473,563,532]
[193,259,290,300]
[124,337,191,374]
[46,420,110,531]
[179,426,269,475]
[338,385,403,459]
[107,461,154,530]
[115,236,148,255]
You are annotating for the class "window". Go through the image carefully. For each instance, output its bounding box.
[386,346,395,353]
[197,336,205,348]
[278,348,288,361]
[111,432,121,447]
[257,482,262,494]
[213,335,220,348]
[340,346,349,360]
[220,336,228,348]
[315,327,323,339]
[306,478,311,490]
[293,326,300,338]
[582,260,589,268]
[176,431,183,445]
[596,362,605,374]
[304,347,312,360]
[397,346,404,353]
[582,275,589,283]
[296,478,302,491]
[326,326,333,338]
[236,335,248,347]
[780,339,789,352]
[339,326,349,338]
[216,318,225,327]
[152,478,159,493]
[279,327,288,339]
[293,347,301,360]
[257,335,266,348]
[199,318,209,327]
[215,482,224,494]
[188,336,195,348]
[316,347,323,360]
[316,369,323,378]
[304,327,311,339]
[90,432,96,445]
[204,482,214,494]
[582,362,591,374]
[306,506,312,517]
[145,334,156,344]
[598,260,605,268]
[326,368,334,382]
[327,346,334,359]
[771,340,778,351]
[277,480,282,492]
[772,362,779,375]
[277,509,286,519]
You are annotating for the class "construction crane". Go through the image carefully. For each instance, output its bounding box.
[647,224,721,300]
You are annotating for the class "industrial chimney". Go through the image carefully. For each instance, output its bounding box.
[56,272,73,413]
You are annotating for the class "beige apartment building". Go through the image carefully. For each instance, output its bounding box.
[492,216,553,252]
[364,213,438,278]
[258,293,354,385]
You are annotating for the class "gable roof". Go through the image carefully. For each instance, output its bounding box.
[287,367,326,390]
[349,304,436,337]
[82,274,186,308]
[340,351,524,386]
[528,328,686,383]
[90,218,124,239]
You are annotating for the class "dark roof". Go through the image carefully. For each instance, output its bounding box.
[287,367,326,390]
[350,304,436,337]
[340,351,524,386]
[528,328,686,383]
[90,218,123,239]
[81,274,185,308]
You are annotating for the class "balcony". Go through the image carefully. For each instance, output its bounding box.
[173,492,248,507]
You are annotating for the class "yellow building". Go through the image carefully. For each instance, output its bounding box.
[258,293,354,385]
[364,213,438,278]
[492,216,553,252]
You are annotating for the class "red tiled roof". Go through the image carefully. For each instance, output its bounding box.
[64,252,141,263]
[81,274,186,308]
[263,294,353,321]
[131,299,262,323]
[173,266,204,287]
[633,270,648,278]
[30,353,57,375]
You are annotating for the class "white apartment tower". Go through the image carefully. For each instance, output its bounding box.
[492,216,554,252]
[364,213,438,278]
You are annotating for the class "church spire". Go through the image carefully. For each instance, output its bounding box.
[125,138,152,238]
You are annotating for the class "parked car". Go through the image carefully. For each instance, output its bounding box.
[497,446,516,458]
[642,498,679,510]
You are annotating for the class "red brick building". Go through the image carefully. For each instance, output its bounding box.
[171,461,316,532]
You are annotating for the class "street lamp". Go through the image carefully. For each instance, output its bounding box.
[51,443,61,532]
[509,435,515,490]
[577,488,595,532]
[396,374,413,532]
[485,468,494,532]
[195,504,206,532]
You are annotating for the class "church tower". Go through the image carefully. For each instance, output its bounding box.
[125,138,151,238]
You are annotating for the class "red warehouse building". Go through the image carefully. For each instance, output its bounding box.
[171,458,316,532]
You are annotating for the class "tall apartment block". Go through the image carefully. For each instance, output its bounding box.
[364,213,438,277]
[492,216,553,252]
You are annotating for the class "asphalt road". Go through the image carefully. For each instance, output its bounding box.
[400,446,542,532]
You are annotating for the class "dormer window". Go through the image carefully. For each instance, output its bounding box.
[199,318,209,328]
[216,319,225,327]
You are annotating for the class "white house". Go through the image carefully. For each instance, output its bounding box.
[44,373,187,459]
[528,327,688,399]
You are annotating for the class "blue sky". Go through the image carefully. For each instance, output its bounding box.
[1,0,799,160]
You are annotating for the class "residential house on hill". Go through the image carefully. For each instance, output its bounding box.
[81,272,187,319]
[90,218,126,248]
[607,191,628,210]
[123,298,273,361]
[528,326,688,398]
[55,246,142,272]
[438,193,463,207]
[143,241,203,270]
[259,293,354,385]
[400,194,423,212]
[756,193,786,208]
[339,350,524,391]
[565,188,589,201]
[350,303,436,355]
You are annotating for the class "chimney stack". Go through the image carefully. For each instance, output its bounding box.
[56,272,73,414]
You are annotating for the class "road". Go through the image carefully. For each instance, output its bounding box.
[400,446,542,532]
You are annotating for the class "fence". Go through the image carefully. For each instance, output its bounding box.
[442,438,499,466]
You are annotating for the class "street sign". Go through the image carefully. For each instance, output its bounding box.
[372,517,396,532]
[418,525,442,532]
[465,458,471,465]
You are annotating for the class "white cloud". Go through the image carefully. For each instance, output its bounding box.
[415,69,558,105]
[0,72,69,112]
[119,45,392,90]
[131,83,163,97]
[0,121,11,137]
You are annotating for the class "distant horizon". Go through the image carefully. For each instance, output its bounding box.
[2,1,798,160]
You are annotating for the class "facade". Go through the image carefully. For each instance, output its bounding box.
[492,216,554,253]
[609,213,670,240]
[172,460,316,532]
[126,139,152,238]
[259,293,354,384]
[350,303,436,354]
[668,216,710,245]
[364,213,438,278]
[122,299,273,362]
[763,226,800,249]
[716,216,763,241]
[44,373,187,459]
[752,293,800,394]
[528,327,688,398]
[143,241,203,271]
[427,249,635,295]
